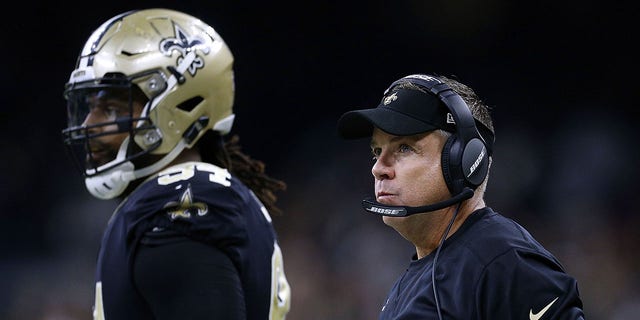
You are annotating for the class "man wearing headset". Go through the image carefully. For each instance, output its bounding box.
[337,74,584,319]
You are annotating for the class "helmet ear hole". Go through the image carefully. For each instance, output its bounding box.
[177,96,204,112]
[131,85,149,105]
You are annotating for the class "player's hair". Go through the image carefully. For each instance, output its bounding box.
[199,132,286,215]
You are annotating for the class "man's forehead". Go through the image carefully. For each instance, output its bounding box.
[370,128,431,146]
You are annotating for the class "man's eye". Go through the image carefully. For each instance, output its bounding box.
[371,148,381,160]
[398,144,412,153]
[104,107,118,119]
[104,104,129,119]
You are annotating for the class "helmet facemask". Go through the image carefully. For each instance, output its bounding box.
[63,74,162,181]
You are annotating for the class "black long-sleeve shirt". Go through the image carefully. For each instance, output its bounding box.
[379,207,584,320]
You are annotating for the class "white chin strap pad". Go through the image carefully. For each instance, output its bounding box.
[85,162,135,200]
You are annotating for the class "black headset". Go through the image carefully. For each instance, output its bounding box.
[387,74,490,195]
[384,74,491,320]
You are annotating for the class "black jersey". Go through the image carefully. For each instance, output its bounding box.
[379,207,584,320]
[91,162,290,320]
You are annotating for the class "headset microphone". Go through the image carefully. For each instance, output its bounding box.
[362,187,474,217]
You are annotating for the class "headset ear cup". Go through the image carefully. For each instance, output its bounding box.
[461,138,489,188]
[441,134,460,195]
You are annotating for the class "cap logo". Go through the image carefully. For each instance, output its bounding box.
[383,92,398,105]
[446,113,456,124]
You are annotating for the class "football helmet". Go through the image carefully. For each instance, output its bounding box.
[62,8,235,199]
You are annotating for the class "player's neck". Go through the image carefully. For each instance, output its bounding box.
[169,148,203,167]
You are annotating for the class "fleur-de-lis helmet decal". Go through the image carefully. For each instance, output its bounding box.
[160,24,211,77]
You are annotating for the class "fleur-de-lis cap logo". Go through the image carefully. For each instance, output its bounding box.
[383,92,398,105]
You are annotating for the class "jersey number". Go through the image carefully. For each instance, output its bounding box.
[157,162,231,186]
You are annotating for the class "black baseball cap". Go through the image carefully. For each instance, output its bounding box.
[337,88,455,139]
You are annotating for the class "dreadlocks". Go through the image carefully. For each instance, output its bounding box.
[198,132,286,215]
[224,135,287,215]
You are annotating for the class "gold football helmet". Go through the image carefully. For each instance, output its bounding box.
[62,8,235,199]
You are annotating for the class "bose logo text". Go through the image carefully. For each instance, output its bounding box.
[467,147,485,178]
[369,206,404,215]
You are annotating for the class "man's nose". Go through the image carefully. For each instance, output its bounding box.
[372,156,394,180]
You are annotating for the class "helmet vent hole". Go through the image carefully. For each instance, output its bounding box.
[177,96,204,112]
[100,72,127,84]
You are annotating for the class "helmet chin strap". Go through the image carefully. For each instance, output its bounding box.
[128,139,188,180]
[85,162,134,200]
[85,138,189,200]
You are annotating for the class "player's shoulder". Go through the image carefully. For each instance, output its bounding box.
[115,162,262,248]
[125,161,252,212]
[455,207,558,265]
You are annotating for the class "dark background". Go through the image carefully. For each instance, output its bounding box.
[2,1,638,319]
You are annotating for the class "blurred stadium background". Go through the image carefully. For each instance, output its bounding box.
[1,1,638,319]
